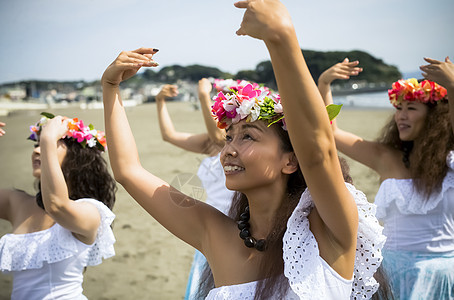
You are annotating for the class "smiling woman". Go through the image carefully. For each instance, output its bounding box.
[320,58,454,299]
[100,1,385,299]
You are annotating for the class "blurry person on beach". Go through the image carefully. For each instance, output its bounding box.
[155,80,234,299]
[0,113,117,299]
[320,57,454,299]
[101,0,385,299]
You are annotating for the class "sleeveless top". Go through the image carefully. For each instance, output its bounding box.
[197,153,235,215]
[375,151,454,253]
[206,183,386,299]
[0,198,116,300]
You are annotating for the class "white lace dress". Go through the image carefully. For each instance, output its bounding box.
[0,198,116,300]
[206,183,386,300]
[374,151,454,299]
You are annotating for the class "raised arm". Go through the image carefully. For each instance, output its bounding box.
[235,0,357,254]
[102,48,219,250]
[198,78,225,148]
[39,117,101,244]
[420,57,454,134]
[318,59,387,172]
[155,84,213,154]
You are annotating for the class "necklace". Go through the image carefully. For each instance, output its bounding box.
[237,206,267,251]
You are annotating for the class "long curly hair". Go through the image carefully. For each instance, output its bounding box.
[377,100,454,197]
[197,124,353,300]
[36,138,116,210]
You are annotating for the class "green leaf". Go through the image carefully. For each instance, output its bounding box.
[40,112,55,119]
[89,124,94,130]
[326,104,343,121]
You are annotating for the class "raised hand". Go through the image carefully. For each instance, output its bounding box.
[420,57,454,90]
[156,84,179,102]
[318,58,363,85]
[40,116,69,143]
[102,48,159,86]
[234,0,294,42]
[198,78,212,99]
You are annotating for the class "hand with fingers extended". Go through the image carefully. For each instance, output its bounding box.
[234,0,294,42]
[0,122,5,136]
[318,58,363,86]
[198,78,213,102]
[420,57,454,90]
[102,47,159,86]
[156,84,179,102]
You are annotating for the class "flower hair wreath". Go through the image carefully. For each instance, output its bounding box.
[211,83,342,130]
[388,78,448,108]
[28,112,107,151]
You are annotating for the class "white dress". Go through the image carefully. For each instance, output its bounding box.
[206,183,386,300]
[374,151,454,299]
[0,198,116,300]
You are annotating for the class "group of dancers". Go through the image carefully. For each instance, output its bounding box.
[1,0,453,299]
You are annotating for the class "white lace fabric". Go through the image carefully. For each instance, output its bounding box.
[284,183,386,300]
[375,150,454,218]
[0,198,115,272]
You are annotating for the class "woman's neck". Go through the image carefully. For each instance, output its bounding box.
[242,181,287,239]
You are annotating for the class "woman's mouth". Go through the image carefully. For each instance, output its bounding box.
[223,165,245,174]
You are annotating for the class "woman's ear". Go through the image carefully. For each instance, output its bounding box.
[282,152,298,175]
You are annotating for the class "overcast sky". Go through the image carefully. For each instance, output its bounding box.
[1,0,453,84]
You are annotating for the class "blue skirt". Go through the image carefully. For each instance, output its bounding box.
[381,249,454,300]
[184,250,207,300]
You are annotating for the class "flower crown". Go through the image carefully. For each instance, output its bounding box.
[213,78,267,94]
[211,83,342,130]
[388,78,448,107]
[28,112,107,151]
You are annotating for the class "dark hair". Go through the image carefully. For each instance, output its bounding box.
[197,123,353,300]
[377,100,454,196]
[36,138,116,210]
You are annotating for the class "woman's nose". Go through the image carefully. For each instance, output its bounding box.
[222,143,238,158]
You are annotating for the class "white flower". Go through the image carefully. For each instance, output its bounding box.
[237,99,256,119]
[274,102,283,114]
[87,137,97,148]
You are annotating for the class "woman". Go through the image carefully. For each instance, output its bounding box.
[155,80,234,299]
[101,1,384,298]
[0,113,117,299]
[319,57,454,299]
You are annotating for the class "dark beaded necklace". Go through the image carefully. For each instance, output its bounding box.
[237,206,267,251]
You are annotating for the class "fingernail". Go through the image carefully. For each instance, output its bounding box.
[153,48,159,53]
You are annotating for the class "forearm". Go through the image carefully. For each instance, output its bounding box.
[199,93,224,144]
[265,31,334,165]
[40,140,70,214]
[156,100,179,143]
[103,83,142,182]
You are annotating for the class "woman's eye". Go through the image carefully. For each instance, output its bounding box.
[225,135,232,142]
[34,144,39,148]
[243,134,254,140]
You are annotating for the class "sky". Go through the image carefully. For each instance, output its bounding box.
[0,0,453,84]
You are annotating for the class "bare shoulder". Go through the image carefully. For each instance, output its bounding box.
[376,145,409,178]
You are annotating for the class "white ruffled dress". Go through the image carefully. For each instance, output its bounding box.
[206,183,386,300]
[375,151,454,299]
[0,198,116,300]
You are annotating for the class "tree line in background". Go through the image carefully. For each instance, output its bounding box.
[136,49,401,90]
[1,49,401,92]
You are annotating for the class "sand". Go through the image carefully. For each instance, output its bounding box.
[0,102,393,299]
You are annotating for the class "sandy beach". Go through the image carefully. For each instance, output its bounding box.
[0,102,393,299]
